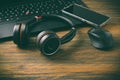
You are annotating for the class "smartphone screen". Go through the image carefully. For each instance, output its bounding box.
[62,4,110,27]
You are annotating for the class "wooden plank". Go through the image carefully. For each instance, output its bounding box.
[0,0,120,80]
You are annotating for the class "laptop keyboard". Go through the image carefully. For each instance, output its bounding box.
[0,0,80,23]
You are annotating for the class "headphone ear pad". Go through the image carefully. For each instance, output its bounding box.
[36,31,61,55]
[19,23,29,47]
[13,24,21,45]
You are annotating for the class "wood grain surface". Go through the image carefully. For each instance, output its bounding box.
[0,0,120,80]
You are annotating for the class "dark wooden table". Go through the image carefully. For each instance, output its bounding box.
[0,0,120,80]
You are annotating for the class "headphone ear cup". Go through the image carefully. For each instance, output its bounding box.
[13,23,29,47]
[19,23,29,47]
[36,31,61,55]
[13,24,21,45]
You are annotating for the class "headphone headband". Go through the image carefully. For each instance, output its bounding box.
[27,15,74,29]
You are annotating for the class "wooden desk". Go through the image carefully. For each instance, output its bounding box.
[0,0,120,80]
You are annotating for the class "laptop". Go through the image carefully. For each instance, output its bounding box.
[0,0,87,41]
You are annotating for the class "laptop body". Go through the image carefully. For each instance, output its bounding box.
[0,0,87,41]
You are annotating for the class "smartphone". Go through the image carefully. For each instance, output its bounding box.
[62,3,110,27]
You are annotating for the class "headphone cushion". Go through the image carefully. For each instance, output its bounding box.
[19,23,29,46]
[36,31,61,55]
[36,31,54,48]
[13,24,21,45]
[13,23,28,47]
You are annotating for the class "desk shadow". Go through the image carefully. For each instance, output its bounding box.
[0,77,17,80]
[107,0,120,11]
[111,37,120,50]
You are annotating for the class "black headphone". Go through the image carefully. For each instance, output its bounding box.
[13,15,76,55]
